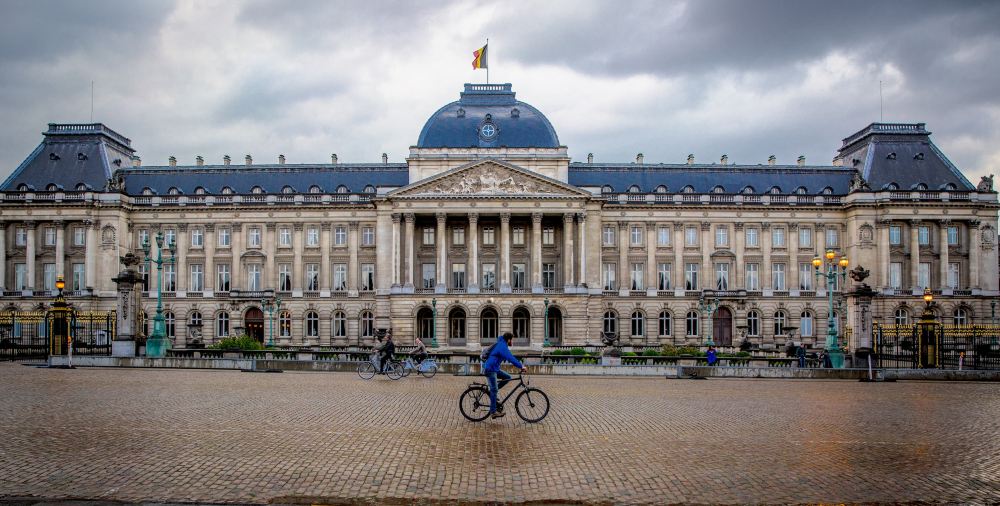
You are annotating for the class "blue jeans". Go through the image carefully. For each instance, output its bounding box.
[485,370,512,414]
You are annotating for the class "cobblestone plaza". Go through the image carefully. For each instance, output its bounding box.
[0,363,998,504]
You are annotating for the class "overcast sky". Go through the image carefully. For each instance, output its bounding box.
[1,0,998,185]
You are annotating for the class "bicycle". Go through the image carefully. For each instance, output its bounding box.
[357,352,403,380]
[459,372,549,423]
[400,356,438,378]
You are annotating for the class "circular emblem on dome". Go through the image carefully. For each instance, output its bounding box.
[480,123,497,139]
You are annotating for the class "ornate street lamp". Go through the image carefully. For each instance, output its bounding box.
[698,293,720,346]
[543,298,550,347]
[919,287,939,368]
[813,250,849,368]
[142,231,176,358]
[50,275,75,367]
[431,298,438,347]
[261,296,281,348]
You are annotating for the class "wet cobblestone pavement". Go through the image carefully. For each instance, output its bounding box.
[0,362,998,504]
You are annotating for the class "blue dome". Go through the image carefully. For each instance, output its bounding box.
[417,83,560,149]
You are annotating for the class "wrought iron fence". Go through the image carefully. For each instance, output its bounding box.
[0,311,48,362]
[874,323,1000,370]
[0,310,115,361]
[68,311,116,356]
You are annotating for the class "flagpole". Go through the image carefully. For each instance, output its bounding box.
[486,38,489,84]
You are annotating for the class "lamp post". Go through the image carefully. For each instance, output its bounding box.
[919,287,939,368]
[431,298,438,347]
[543,298,550,347]
[50,275,74,367]
[698,294,720,346]
[812,250,849,368]
[261,296,281,348]
[142,231,176,358]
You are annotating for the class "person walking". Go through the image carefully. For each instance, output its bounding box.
[797,344,806,367]
[482,332,525,419]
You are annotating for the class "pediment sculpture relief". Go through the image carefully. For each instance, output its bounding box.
[422,166,558,195]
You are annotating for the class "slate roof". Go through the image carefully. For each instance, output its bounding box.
[122,164,409,195]
[1,123,134,192]
[568,164,855,194]
[416,84,561,149]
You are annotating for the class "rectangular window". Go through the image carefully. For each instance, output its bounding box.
[745,263,760,291]
[72,263,85,291]
[918,226,930,246]
[453,227,465,246]
[248,227,262,247]
[333,264,347,291]
[512,263,526,289]
[191,228,204,247]
[190,264,204,292]
[14,263,27,290]
[799,263,813,290]
[44,227,56,246]
[947,263,960,288]
[825,228,838,248]
[43,263,55,290]
[452,263,466,289]
[772,227,786,247]
[362,226,375,246]
[246,264,261,291]
[164,228,176,247]
[481,263,496,289]
[512,226,525,246]
[917,262,931,288]
[746,227,759,248]
[138,229,149,248]
[139,263,149,289]
[602,226,615,246]
[630,226,642,246]
[422,227,435,246]
[889,225,902,245]
[772,263,786,290]
[334,226,347,246]
[947,226,959,246]
[216,264,231,292]
[543,227,555,246]
[73,227,86,246]
[164,264,176,291]
[361,264,375,291]
[889,262,902,289]
[657,226,670,246]
[278,264,292,291]
[15,227,27,246]
[655,262,671,291]
[306,263,319,291]
[684,263,699,290]
[421,263,435,289]
[685,226,698,246]
[543,263,556,289]
[715,226,728,247]
[798,228,812,248]
[482,227,495,246]
[279,227,291,247]
[218,227,231,247]
[300,226,315,247]
[715,263,729,290]
[602,263,616,290]
[630,263,643,290]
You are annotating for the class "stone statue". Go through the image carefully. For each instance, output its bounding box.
[977,174,994,192]
[849,171,871,192]
[849,265,870,283]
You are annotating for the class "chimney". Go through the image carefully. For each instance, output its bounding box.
[195,155,204,167]
[686,154,694,165]
[767,155,776,166]
[720,154,728,165]
[168,156,177,167]
[832,157,844,167]
[278,154,286,165]
[636,153,644,164]
[132,156,141,167]
[331,153,338,165]
[797,155,806,166]
[223,155,231,166]
[245,154,252,166]
[587,153,593,164]
[382,153,388,164]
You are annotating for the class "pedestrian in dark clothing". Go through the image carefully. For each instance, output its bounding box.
[376,334,395,374]
[483,332,525,419]
[706,346,718,366]
[797,345,806,367]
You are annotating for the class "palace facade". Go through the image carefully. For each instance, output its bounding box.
[1,83,997,350]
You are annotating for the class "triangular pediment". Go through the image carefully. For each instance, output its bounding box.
[389,159,590,198]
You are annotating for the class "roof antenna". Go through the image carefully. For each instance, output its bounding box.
[90,80,94,122]
[879,80,883,122]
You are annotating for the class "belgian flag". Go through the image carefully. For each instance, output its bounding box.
[472,43,488,70]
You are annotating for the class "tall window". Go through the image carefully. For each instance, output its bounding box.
[163,264,176,291]
[715,263,729,290]
[481,264,496,289]
[657,226,670,246]
[512,226,525,246]
[747,310,760,336]
[953,308,969,326]
[306,264,319,291]
[800,311,814,337]
[334,226,347,246]
[630,226,642,246]
[73,227,86,246]
[246,264,261,291]
[361,264,375,291]
[685,226,698,246]
[44,227,56,246]
[512,308,530,340]
[685,263,699,290]
[745,263,760,291]
[279,227,291,246]
[630,311,645,337]
[279,264,292,291]
[894,308,909,325]
[333,264,347,291]
[422,263,436,289]
[216,312,230,338]
[658,311,672,337]
[947,263,960,289]
[685,311,699,336]
[825,228,838,248]
[772,227,786,247]
[14,263,27,290]
[189,311,202,335]
[947,226,959,246]
[453,227,466,246]
[917,262,930,288]
[543,263,556,289]
[362,226,375,246]
[360,311,374,338]
[602,311,617,337]
[544,227,556,246]
[657,263,671,290]
[164,228,177,247]
[248,227,262,247]
[512,263,526,289]
[918,226,930,246]
[42,264,55,291]
[480,308,498,341]
[15,227,26,246]
[482,227,495,245]
[191,228,204,247]
[137,229,149,248]
[772,263,786,291]
[746,227,759,248]
[279,311,291,337]
[602,263,616,290]
[889,262,902,289]
[602,226,615,246]
[452,263,466,289]
[162,311,175,339]
[715,226,728,247]
[798,227,812,248]
[889,225,901,245]
[332,311,346,338]
[305,311,319,337]
[190,264,204,292]
[306,227,319,246]
[218,227,231,247]
[630,263,643,290]
[799,263,813,290]
[422,227,435,246]
[773,311,787,335]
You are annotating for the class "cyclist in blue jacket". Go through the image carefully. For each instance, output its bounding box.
[483,332,526,419]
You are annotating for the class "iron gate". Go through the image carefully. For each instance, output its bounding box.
[0,311,49,362]
[875,323,1000,370]
[0,310,115,361]
[49,310,116,357]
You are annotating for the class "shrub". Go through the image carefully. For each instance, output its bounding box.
[676,346,704,356]
[211,335,264,351]
[621,351,638,357]
[550,349,570,355]
[642,349,660,356]
[569,347,588,356]
[660,344,679,356]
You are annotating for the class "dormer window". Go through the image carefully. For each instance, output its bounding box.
[886,183,899,191]
[77,152,88,161]
[769,186,782,194]
[681,185,695,194]
[712,185,725,193]
[336,185,349,194]
[821,187,834,195]
[142,187,154,196]
[795,186,808,194]
[309,185,322,193]
[364,185,376,194]
[654,185,668,193]
[915,183,928,191]
[17,184,29,191]
[741,186,755,194]
[76,183,88,191]
[601,185,614,194]
[943,183,957,191]
[168,187,180,195]
[46,184,58,192]
[251,186,263,194]
[914,152,925,160]
[886,152,897,160]
[49,153,60,161]
[194,187,205,195]
[221,186,233,195]
[628,185,641,193]
[282,186,294,194]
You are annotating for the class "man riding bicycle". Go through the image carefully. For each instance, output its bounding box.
[411,335,427,365]
[375,331,395,375]
[483,331,526,419]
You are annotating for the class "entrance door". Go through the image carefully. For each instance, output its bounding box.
[244,307,265,343]
[713,307,733,346]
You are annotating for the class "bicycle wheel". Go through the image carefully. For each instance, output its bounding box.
[419,363,438,379]
[357,361,376,380]
[386,361,404,380]
[400,362,412,378]
[515,387,550,423]
[459,386,492,422]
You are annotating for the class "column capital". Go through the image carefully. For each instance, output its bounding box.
[814,222,825,230]
[178,223,189,232]
[618,221,629,230]
[673,221,684,231]
[24,220,38,229]
[468,212,479,224]
[564,213,575,223]
[391,213,402,224]
[52,219,65,228]
[404,213,415,223]
[265,223,277,231]
[532,212,543,224]
[320,222,331,231]
[700,222,711,231]
[232,222,244,232]
[348,222,359,231]
[909,219,923,226]
[734,222,744,231]
[576,212,587,223]
[500,212,511,224]
[938,219,952,226]
[761,222,771,231]
[968,219,981,228]
[293,223,304,231]
[436,212,447,224]
[204,223,215,232]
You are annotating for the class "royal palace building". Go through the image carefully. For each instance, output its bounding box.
[1,83,997,350]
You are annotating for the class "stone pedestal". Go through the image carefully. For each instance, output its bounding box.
[111,253,143,357]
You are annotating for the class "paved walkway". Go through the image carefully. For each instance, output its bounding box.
[0,363,998,504]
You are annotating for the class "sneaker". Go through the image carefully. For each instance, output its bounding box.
[491,410,506,419]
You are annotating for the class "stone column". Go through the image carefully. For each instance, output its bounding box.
[969,220,981,289]
[0,222,6,289]
[761,223,772,290]
[701,222,712,290]
[468,213,479,292]
[617,221,628,294]
[500,212,511,292]
[404,213,415,289]
[939,221,950,289]
[25,221,37,290]
[54,220,65,278]
[320,223,331,292]
[176,224,188,292]
[563,213,575,290]
[204,225,215,292]
[876,222,889,289]
[435,212,447,292]
[645,222,656,294]
[673,222,684,292]
[910,220,920,289]
[391,214,401,288]
[231,222,242,291]
[734,223,745,288]
[577,212,587,288]
[532,212,543,293]
[266,223,278,290]
[85,221,97,290]
[788,223,799,292]
[347,222,358,295]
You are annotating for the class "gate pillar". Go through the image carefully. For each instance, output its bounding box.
[846,266,877,367]
[112,253,143,357]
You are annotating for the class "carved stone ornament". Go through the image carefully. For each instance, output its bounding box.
[858,224,874,243]
[977,174,994,192]
[849,171,872,192]
[849,265,870,283]
[420,166,559,195]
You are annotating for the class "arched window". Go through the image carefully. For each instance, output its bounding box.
[795,186,808,195]
[449,307,466,341]
[480,307,498,341]
[894,308,909,325]
[194,187,205,195]
[628,185,641,193]
[769,186,782,194]
[416,307,434,341]
[655,185,668,193]
[309,185,322,193]
[546,307,562,344]
[513,307,530,341]
[773,310,787,335]
[216,312,230,338]
[821,187,834,195]
[46,183,58,192]
[681,185,695,194]
[943,183,957,191]
[251,186,263,194]
[953,307,969,325]
[363,185,376,194]
[282,185,294,194]
[142,187,154,196]
[336,185,349,194]
[332,311,346,338]
[221,186,233,195]
[602,310,617,337]
[279,310,291,338]
[747,310,761,337]
[886,182,899,191]
[658,311,672,337]
[915,183,928,191]
[741,186,755,194]
[76,183,89,191]
[168,187,180,195]
[359,311,374,338]
[164,311,175,338]
[685,310,699,336]
[712,185,726,193]
[800,311,814,337]
[188,310,202,329]
[305,310,319,337]
[631,311,645,337]
[17,183,29,191]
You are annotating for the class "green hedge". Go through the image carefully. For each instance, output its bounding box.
[211,335,264,351]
